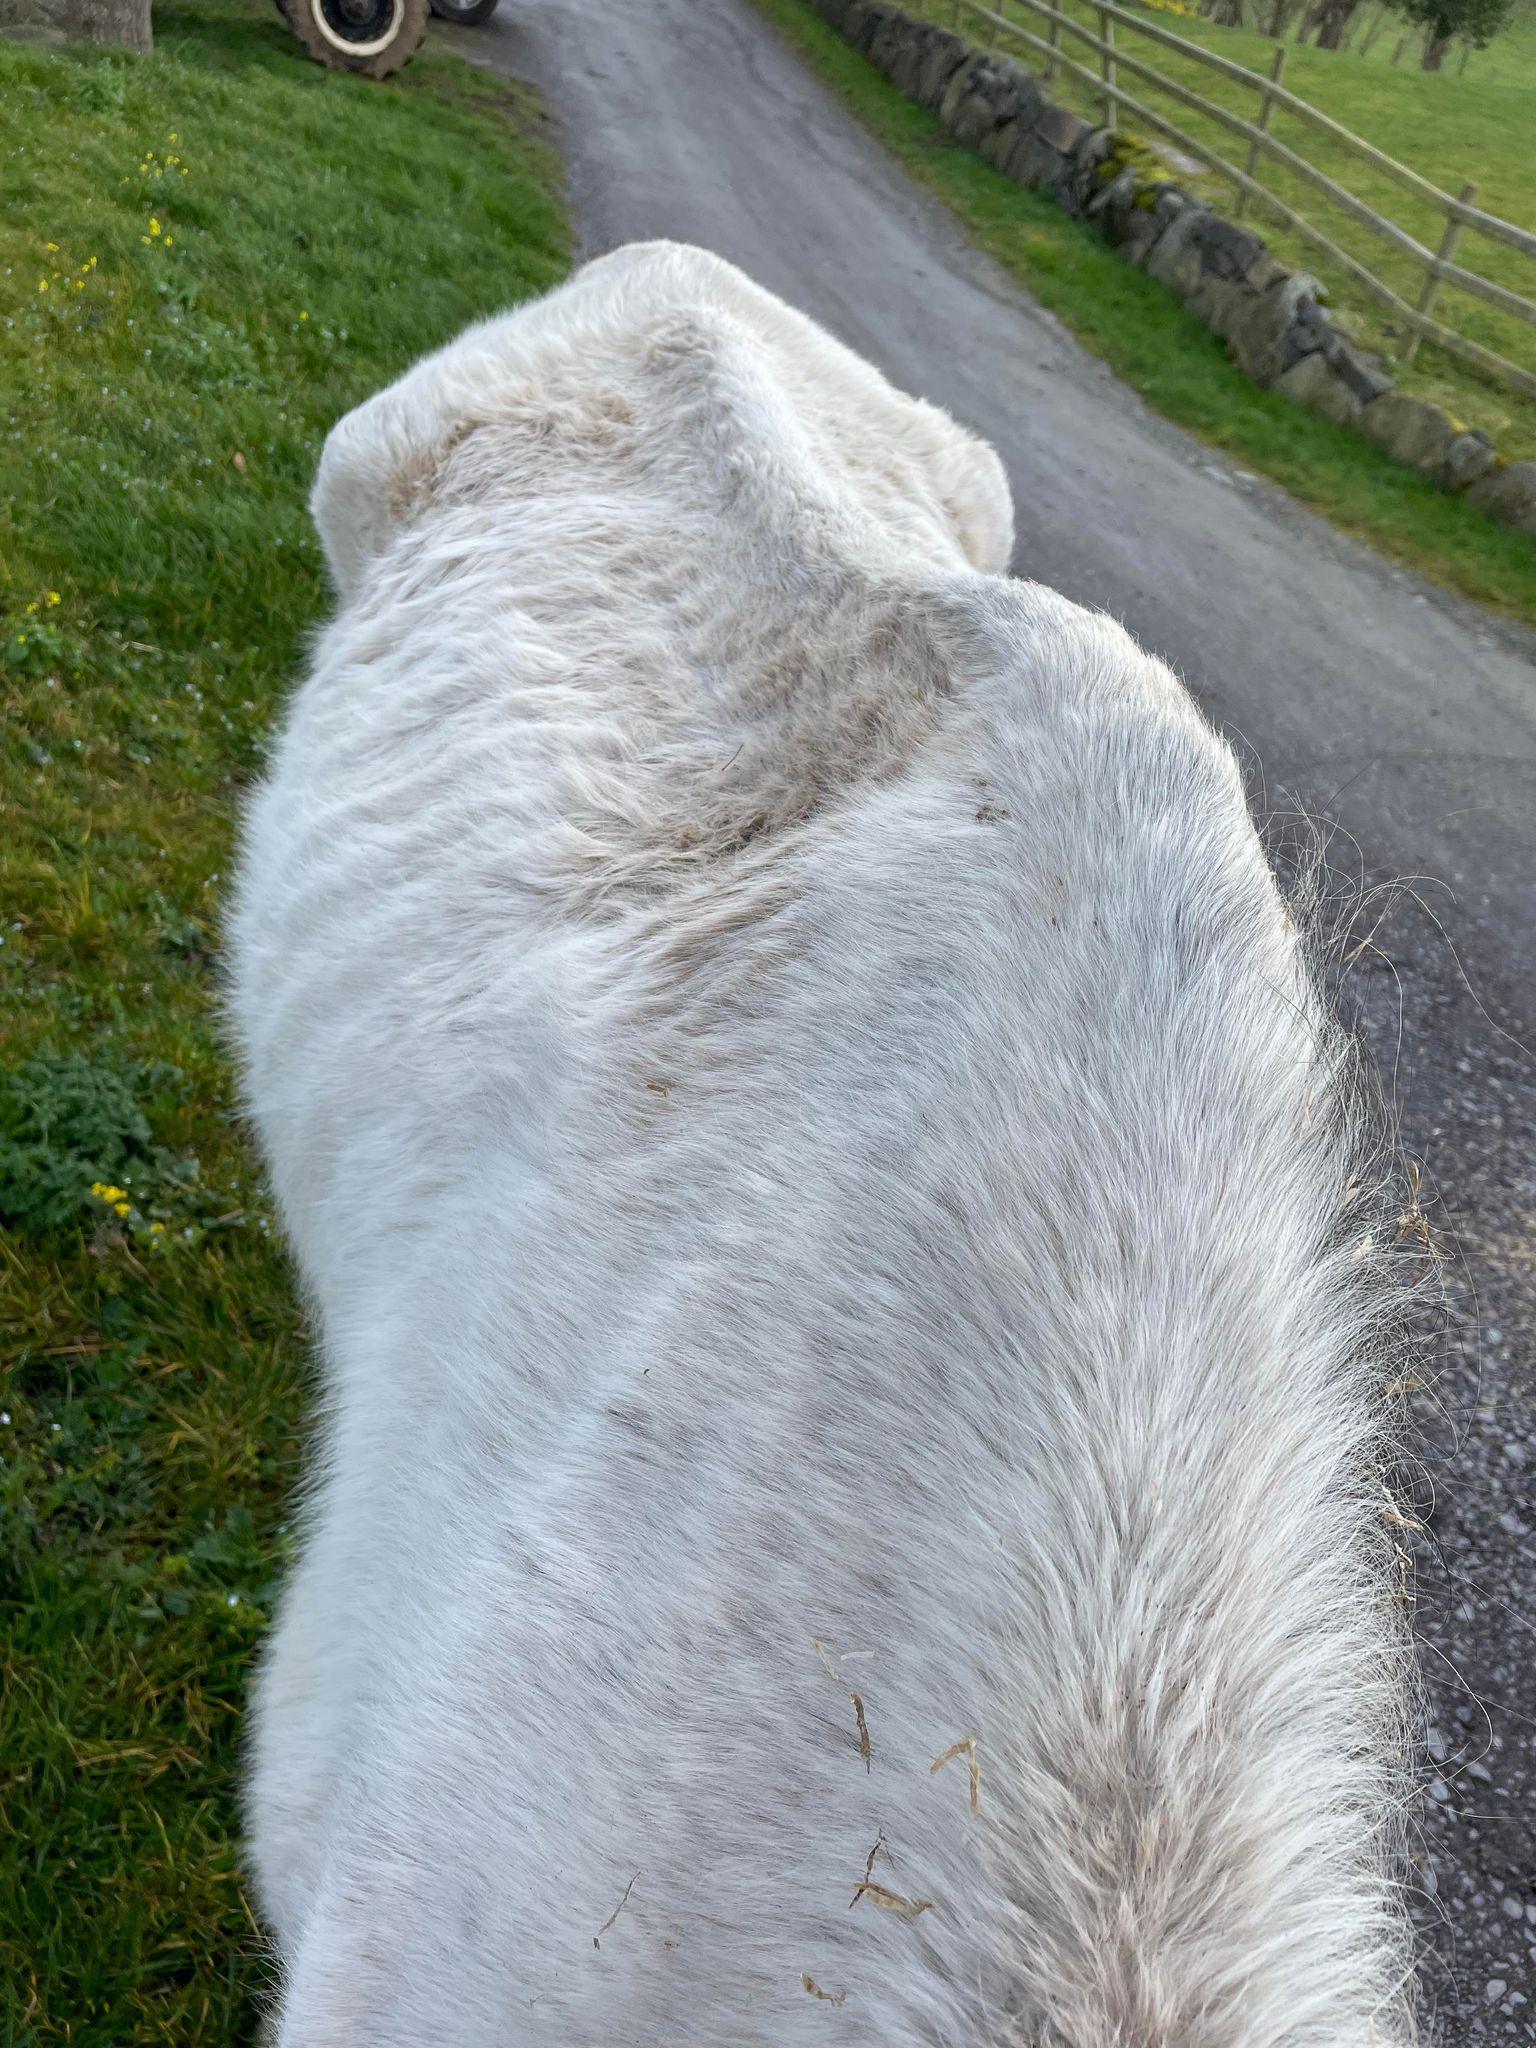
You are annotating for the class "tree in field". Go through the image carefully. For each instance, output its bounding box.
[1391,0,1513,64]
[1297,0,1363,47]
[1355,3,1394,52]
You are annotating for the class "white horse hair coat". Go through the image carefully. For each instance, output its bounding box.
[231,242,1420,2047]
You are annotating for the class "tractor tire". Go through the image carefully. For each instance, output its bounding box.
[428,0,499,21]
[285,0,427,77]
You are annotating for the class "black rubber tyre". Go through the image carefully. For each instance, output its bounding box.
[428,0,499,22]
[286,0,427,77]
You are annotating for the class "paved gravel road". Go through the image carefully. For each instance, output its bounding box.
[452,0,1536,2028]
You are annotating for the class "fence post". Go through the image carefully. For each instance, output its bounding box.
[1046,0,1061,81]
[1234,45,1285,220]
[1403,180,1474,364]
[1099,6,1116,127]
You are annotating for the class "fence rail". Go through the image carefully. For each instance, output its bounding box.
[949,0,1536,399]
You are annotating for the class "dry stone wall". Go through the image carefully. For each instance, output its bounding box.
[810,0,1536,539]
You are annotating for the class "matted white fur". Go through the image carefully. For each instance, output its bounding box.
[230,243,1419,2047]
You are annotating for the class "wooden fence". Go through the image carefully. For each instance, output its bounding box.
[949,0,1536,399]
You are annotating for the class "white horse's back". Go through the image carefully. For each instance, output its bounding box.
[231,243,1418,2048]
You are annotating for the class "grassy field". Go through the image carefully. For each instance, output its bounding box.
[904,0,1536,454]
[0,4,567,2038]
[755,0,1536,619]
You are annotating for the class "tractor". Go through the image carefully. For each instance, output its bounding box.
[277,0,496,80]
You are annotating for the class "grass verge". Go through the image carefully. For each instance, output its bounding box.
[752,0,1536,622]
[0,4,568,2039]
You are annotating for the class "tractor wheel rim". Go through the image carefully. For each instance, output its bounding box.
[311,0,404,55]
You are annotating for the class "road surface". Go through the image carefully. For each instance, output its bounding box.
[451,0,1535,2027]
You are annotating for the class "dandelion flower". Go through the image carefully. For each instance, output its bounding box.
[38,279,48,291]
[149,218,160,235]
[46,591,59,605]
[46,241,59,251]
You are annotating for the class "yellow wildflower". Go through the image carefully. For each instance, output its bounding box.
[46,241,59,251]
[148,1221,167,1236]
[46,592,59,605]
[91,1183,129,1204]
[114,1201,131,1218]
[149,217,161,236]
[38,279,48,291]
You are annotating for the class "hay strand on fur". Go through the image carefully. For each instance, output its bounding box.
[812,1638,872,1771]
[593,1872,639,1948]
[929,1733,980,1815]
[850,1881,933,1917]
[801,1973,847,2004]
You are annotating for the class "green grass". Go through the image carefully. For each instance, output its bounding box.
[755,0,1536,619]
[900,0,1536,454]
[0,5,568,2039]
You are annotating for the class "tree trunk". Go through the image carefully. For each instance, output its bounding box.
[1357,5,1389,55]
[1313,0,1359,47]
[63,0,150,46]
[1421,28,1450,63]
